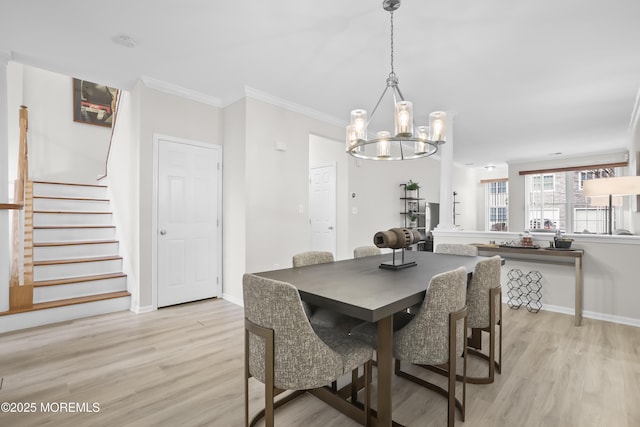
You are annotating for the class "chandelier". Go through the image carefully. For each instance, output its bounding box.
[346,0,447,160]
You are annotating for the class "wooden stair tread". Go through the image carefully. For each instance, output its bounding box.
[32,180,107,188]
[33,196,109,202]
[34,225,115,229]
[0,291,131,316]
[34,240,118,247]
[34,255,122,266]
[33,210,112,214]
[34,273,127,287]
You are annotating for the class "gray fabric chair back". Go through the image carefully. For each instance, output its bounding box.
[243,273,343,390]
[467,255,502,328]
[353,246,381,258]
[434,243,478,257]
[292,251,334,267]
[394,267,467,366]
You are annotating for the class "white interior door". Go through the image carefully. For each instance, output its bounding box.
[309,164,336,255]
[157,137,221,307]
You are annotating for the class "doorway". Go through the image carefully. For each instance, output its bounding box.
[154,135,222,307]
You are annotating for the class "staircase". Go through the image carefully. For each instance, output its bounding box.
[0,181,130,333]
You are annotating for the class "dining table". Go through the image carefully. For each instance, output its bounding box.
[253,250,490,427]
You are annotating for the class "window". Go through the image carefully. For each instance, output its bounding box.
[485,180,508,231]
[531,174,555,192]
[525,167,619,233]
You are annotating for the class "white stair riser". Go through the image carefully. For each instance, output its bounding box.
[34,198,110,212]
[34,259,122,281]
[33,277,127,304]
[0,297,131,334]
[34,212,113,227]
[34,227,115,243]
[34,242,119,262]
[33,183,107,199]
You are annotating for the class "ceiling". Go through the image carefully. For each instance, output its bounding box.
[2,0,640,167]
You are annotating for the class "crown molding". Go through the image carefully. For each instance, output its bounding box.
[0,50,12,64]
[243,86,345,128]
[141,76,222,107]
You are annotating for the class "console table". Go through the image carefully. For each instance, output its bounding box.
[473,244,584,326]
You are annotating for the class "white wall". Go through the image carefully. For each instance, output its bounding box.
[16,66,112,184]
[7,62,22,193]
[1,52,10,312]
[452,163,477,230]
[243,98,343,273]
[221,98,247,306]
[136,83,222,308]
[105,86,141,310]
[347,156,441,250]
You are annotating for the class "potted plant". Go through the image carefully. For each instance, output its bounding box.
[409,214,418,228]
[406,180,420,198]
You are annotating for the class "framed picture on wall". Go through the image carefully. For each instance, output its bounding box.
[72,78,119,127]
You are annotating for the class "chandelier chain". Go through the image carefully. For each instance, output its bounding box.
[390,11,395,76]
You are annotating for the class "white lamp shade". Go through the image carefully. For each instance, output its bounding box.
[589,195,623,206]
[350,109,367,140]
[415,126,429,154]
[582,176,640,196]
[377,131,391,157]
[394,101,413,136]
[429,111,447,142]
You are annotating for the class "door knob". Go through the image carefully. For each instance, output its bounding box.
[328,226,334,230]
[160,229,167,235]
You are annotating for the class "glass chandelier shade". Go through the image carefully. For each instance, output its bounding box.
[346,0,447,161]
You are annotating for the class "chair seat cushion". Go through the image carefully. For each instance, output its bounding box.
[310,308,364,333]
[313,325,374,373]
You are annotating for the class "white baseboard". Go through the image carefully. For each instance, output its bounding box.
[502,296,640,327]
[222,293,243,307]
[131,304,156,314]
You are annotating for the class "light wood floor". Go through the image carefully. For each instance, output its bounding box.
[0,299,639,427]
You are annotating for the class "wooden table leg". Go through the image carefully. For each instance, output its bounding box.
[377,315,393,427]
[575,256,583,326]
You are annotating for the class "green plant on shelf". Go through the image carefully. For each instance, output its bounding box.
[406,180,420,191]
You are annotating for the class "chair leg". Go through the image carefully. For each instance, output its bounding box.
[244,328,249,427]
[351,368,358,402]
[464,286,502,384]
[497,287,503,374]
[364,360,371,427]
[448,307,466,426]
[264,327,275,427]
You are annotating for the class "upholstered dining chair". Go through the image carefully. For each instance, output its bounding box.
[292,251,363,333]
[351,267,468,427]
[464,255,502,384]
[292,250,335,267]
[434,243,478,257]
[292,251,334,318]
[353,246,381,258]
[243,273,373,427]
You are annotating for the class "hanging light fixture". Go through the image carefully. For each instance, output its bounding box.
[346,0,447,160]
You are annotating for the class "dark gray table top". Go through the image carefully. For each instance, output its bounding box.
[253,251,485,323]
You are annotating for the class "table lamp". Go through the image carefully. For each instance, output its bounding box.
[582,176,640,234]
